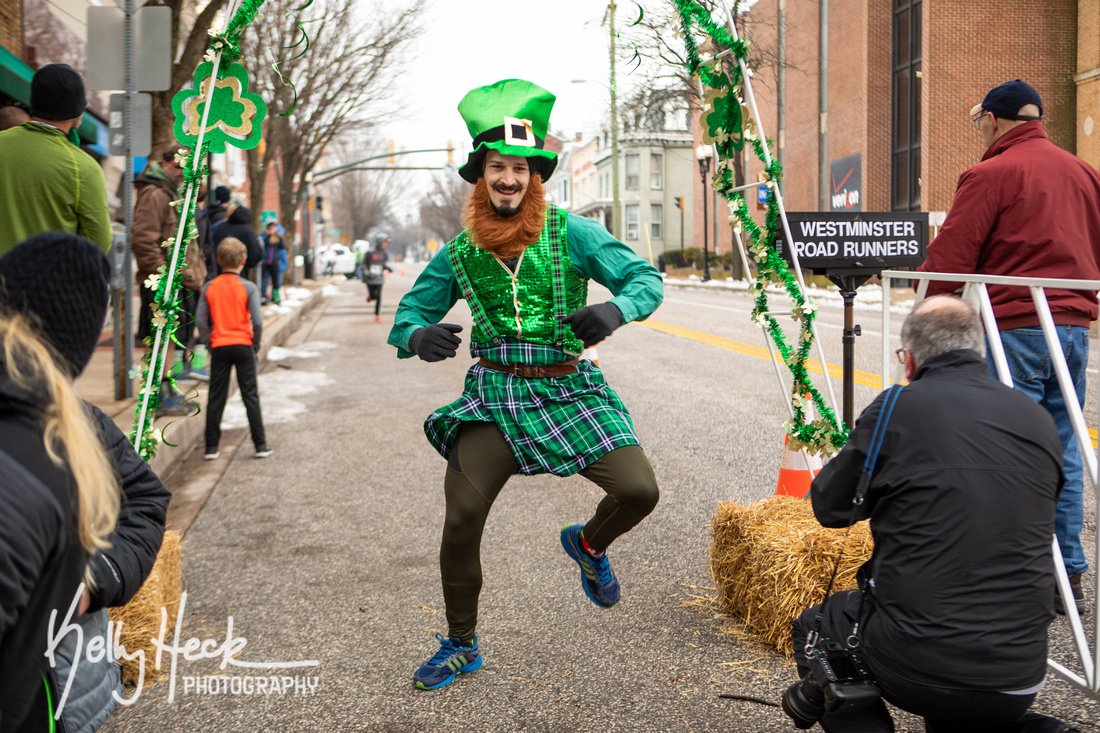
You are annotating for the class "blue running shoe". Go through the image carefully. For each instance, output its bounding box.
[413,633,482,690]
[560,523,620,607]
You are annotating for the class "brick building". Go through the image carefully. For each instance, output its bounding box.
[739,0,1095,220]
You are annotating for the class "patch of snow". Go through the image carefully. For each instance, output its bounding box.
[218,369,335,429]
[265,342,337,361]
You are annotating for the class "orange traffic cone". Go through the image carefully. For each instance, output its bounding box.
[775,435,823,499]
[582,346,599,365]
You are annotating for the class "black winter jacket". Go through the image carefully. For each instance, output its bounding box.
[213,206,262,279]
[0,379,169,733]
[811,349,1063,691]
[0,376,84,732]
[86,405,169,611]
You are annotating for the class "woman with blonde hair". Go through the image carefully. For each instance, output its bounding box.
[0,232,121,731]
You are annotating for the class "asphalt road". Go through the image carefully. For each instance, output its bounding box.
[100,269,1100,732]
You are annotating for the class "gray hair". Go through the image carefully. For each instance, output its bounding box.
[901,296,984,366]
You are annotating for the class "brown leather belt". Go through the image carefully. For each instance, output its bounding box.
[477,357,582,379]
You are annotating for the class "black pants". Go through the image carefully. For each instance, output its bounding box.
[791,590,1052,733]
[204,344,266,451]
[137,281,155,342]
[366,282,382,315]
[440,421,659,642]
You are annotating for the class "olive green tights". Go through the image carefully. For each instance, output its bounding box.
[440,421,659,642]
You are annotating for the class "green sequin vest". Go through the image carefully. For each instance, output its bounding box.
[448,206,587,355]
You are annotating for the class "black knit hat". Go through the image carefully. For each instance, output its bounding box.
[214,185,231,203]
[30,64,87,122]
[0,233,110,377]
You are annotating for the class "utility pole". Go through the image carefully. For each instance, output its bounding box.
[609,0,621,241]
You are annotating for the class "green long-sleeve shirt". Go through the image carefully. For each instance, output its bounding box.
[389,212,663,358]
[0,122,113,255]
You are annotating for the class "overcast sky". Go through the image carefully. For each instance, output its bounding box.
[375,0,635,174]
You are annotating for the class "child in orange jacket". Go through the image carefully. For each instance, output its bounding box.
[196,237,270,459]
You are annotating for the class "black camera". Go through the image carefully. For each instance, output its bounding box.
[781,638,881,729]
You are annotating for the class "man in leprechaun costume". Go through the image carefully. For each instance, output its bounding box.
[388,79,663,691]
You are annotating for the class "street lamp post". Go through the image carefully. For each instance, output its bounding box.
[696,145,712,282]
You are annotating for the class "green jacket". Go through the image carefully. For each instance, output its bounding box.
[0,122,112,255]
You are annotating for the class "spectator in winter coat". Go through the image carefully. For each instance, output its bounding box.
[212,204,263,282]
[0,64,111,254]
[260,221,286,304]
[132,150,205,410]
[917,79,1100,614]
[0,233,122,732]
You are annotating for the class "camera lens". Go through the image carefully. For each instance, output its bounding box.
[781,679,826,730]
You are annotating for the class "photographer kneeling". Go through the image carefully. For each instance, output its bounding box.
[785,296,1075,732]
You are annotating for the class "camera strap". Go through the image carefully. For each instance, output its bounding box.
[807,384,904,653]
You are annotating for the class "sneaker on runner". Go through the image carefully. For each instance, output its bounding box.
[560,523,620,607]
[413,633,482,690]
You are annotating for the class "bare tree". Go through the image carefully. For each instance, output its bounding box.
[149,0,230,156]
[240,0,425,245]
[322,136,409,243]
[619,0,781,186]
[419,173,469,244]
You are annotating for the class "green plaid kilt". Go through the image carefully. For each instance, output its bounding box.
[424,342,640,476]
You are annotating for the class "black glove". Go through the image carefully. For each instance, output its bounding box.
[407,323,463,362]
[561,302,622,347]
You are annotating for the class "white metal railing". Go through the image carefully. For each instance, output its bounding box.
[881,269,1100,700]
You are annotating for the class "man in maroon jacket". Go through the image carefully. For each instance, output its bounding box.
[919,80,1100,614]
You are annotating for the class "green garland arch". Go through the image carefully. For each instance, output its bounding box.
[674,0,846,457]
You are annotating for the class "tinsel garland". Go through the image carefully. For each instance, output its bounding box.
[128,144,212,459]
[674,0,846,457]
[129,0,270,460]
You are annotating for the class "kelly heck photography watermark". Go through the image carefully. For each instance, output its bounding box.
[45,584,320,719]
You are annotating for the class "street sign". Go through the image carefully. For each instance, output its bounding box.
[108,93,151,156]
[775,211,928,275]
[86,5,171,91]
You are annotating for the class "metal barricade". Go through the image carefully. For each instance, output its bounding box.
[881,269,1100,700]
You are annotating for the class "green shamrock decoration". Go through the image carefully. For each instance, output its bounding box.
[701,75,743,154]
[172,61,267,152]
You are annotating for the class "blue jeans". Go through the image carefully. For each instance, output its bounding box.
[987,326,1089,576]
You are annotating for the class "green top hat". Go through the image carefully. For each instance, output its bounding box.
[457,79,558,184]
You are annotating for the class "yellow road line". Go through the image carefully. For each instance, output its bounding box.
[639,320,885,388]
[638,319,1100,446]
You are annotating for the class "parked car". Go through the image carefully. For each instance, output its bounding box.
[317,245,358,278]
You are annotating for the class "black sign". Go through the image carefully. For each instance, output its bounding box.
[829,154,862,212]
[776,212,928,275]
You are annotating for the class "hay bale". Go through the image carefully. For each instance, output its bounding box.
[711,495,872,657]
[108,529,182,687]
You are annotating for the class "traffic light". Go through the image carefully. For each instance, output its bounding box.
[675,196,684,211]
[387,139,396,165]
[446,140,453,164]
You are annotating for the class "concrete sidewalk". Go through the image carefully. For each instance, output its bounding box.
[74,277,334,480]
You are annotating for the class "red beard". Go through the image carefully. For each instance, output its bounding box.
[461,175,546,260]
